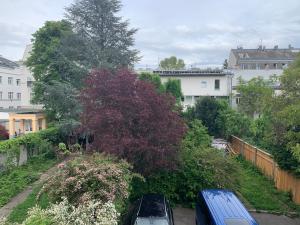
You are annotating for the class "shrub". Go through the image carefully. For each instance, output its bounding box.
[39,154,141,212]
[130,120,239,207]
[0,198,119,225]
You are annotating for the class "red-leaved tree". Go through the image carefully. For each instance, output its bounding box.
[80,69,186,174]
[0,124,9,140]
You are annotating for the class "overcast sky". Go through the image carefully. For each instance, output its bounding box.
[1,0,300,68]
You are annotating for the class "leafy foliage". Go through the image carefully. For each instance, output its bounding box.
[236,76,274,117]
[26,21,85,123]
[130,120,238,207]
[138,72,165,93]
[194,97,222,137]
[65,0,139,69]
[164,79,183,103]
[0,156,56,208]
[159,56,185,70]
[80,69,186,175]
[39,154,140,212]
[1,198,119,225]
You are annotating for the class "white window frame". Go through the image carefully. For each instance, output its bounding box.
[8,77,13,85]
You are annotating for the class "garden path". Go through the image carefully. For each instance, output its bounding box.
[0,161,64,218]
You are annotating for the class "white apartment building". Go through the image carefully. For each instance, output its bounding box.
[0,45,39,110]
[153,70,233,108]
[228,45,300,107]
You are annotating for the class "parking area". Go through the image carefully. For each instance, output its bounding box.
[173,207,300,225]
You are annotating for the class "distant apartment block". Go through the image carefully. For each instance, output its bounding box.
[228,45,300,107]
[0,45,40,110]
[153,69,233,108]
[228,45,300,83]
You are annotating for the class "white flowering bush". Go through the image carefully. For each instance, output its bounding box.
[0,198,118,225]
[49,197,119,225]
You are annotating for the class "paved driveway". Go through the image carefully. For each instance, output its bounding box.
[173,207,300,225]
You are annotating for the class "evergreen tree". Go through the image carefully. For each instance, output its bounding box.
[65,0,139,69]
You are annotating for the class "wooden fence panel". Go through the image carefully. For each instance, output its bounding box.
[230,136,300,205]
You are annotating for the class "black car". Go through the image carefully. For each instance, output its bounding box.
[130,194,174,225]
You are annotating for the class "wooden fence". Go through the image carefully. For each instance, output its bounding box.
[230,136,300,205]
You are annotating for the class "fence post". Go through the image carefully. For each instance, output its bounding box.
[254,147,258,166]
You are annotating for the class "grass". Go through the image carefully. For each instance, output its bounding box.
[0,156,56,208]
[7,185,50,223]
[235,156,300,214]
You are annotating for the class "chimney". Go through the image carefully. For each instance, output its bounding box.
[288,44,293,49]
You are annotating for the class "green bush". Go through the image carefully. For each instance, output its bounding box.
[130,120,239,207]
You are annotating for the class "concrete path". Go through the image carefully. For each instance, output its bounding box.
[173,207,300,225]
[0,162,61,218]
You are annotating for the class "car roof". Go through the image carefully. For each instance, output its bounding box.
[137,194,166,217]
[200,189,258,225]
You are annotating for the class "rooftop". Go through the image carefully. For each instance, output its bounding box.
[231,46,300,62]
[0,56,19,69]
[153,69,233,77]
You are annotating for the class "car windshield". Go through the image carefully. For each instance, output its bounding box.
[135,217,169,225]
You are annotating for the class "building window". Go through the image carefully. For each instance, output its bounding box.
[8,77,13,85]
[0,92,2,100]
[9,106,14,109]
[274,63,277,69]
[8,92,13,100]
[201,81,207,88]
[17,93,21,100]
[236,97,240,105]
[16,79,21,86]
[215,79,220,90]
[184,96,193,103]
[17,106,21,109]
[0,76,2,84]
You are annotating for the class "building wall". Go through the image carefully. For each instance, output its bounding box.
[231,69,284,86]
[0,45,41,110]
[161,75,232,107]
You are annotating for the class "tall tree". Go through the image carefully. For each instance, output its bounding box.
[26,20,86,122]
[270,54,300,172]
[159,56,185,70]
[80,69,186,175]
[65,0,139,69]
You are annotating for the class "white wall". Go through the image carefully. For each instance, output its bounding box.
[231,69,284,86]
[161,75,232,107]
[0,45,41,110]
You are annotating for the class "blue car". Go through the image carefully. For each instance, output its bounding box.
[195,189,259,225]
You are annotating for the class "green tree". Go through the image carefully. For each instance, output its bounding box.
[194,97,221,137]
[164,79,183,103]
[236,77,274,118]
[159,56,185,70]
[26,21,85,122]
[138,72,165,93]
[65,0,139,69]
[270,55,300,173]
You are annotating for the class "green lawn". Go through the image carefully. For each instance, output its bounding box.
[0,156,56,208]
[235,157,300,214]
